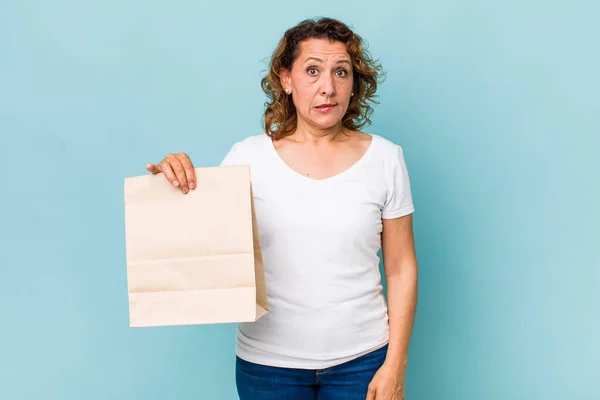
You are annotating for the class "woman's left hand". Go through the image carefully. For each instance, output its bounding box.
[366,363,405,400]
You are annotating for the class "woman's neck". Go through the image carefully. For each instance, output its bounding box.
[289,119,349,145]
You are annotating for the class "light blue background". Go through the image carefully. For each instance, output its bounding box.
[1,1,598,399]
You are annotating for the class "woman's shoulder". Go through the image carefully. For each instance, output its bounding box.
[368,133,407,164]
[232,133,271,152]
[239,133,270,144]
[220,133,270,166]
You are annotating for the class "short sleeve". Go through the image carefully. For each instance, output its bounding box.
[219,142,243,166]
[382,145,415,219]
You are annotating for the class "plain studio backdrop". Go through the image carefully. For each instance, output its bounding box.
[0,1,598,399]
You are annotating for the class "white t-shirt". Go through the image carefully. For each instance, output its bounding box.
[219,133,415,369]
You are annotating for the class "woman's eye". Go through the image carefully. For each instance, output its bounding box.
[307,67,318,76]
[336,69,348,77]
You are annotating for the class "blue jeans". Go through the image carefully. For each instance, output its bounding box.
[236,345,388,399]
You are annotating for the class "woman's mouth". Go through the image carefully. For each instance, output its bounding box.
[315,103,336,113]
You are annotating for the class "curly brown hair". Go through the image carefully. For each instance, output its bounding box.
[261,17,384,140]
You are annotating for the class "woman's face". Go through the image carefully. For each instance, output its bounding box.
[281,38,354,131]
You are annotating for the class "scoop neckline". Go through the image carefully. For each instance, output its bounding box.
[265,133,378,183]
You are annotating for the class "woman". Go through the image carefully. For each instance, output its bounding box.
[146,17,418,400]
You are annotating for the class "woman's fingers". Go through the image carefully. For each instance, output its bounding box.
[168,154,190,193]
[146,163,161,174]
[147,153,196,194]
[178,153,196,189]
[158,159,180,188]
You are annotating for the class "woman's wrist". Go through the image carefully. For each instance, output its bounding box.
[383,356,408,374]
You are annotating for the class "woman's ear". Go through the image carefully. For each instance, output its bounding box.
[280,68,292,94]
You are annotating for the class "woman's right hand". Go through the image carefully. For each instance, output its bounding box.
[146,152,196,194]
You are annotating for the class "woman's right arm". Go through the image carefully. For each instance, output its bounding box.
[146,152,196,194]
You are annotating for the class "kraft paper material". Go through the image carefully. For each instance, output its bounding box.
[123,165,268,327]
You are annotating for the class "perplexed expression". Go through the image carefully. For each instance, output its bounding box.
[281,38,354,130]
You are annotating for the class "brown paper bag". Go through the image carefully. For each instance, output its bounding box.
[123,165,268,327]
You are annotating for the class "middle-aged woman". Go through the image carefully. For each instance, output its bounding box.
[146,17,418,400]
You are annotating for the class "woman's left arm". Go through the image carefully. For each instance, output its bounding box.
[367,213,418,400]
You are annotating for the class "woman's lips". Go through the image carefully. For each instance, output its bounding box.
[315,104,336,113]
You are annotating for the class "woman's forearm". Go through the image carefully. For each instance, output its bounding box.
[383,266,418,372]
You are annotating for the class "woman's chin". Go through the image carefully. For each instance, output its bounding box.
[308,115,344,130]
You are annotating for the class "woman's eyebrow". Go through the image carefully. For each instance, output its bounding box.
[304,56,352,66]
